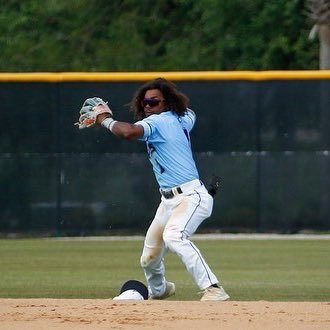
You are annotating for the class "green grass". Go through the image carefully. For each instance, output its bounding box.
[0,238,329,301]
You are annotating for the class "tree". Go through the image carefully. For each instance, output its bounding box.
[0,0,320,71]
[307,0,330,69]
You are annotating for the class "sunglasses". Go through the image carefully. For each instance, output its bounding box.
[141,98,165,107]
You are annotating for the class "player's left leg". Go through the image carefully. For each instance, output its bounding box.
[162,185,220,290]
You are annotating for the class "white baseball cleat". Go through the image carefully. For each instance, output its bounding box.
[150,281,175,300]
[200,286,230,301]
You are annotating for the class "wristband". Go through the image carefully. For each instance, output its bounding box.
[101,117,118,132]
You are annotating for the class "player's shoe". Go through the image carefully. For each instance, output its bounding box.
[200,286,230,301]
[150,281,175,300]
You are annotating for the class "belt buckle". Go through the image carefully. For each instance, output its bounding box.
[161,186,183,199]
[161,189,174,199]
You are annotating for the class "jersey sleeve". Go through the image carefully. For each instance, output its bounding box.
[134,120,153,141]
[135,115,163,142]
[181,108,196,132]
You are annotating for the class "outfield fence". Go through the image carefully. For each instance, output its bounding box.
[1,71,330,235]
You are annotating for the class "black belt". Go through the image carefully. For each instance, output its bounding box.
[160,186,183,199]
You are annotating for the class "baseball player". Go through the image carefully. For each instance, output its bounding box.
[75,78,230,301]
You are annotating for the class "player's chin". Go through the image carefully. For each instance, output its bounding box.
[144,111,153,117]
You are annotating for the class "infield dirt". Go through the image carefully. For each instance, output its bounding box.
[0,299,329,329]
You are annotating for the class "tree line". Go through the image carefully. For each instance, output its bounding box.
[0,0,322,72]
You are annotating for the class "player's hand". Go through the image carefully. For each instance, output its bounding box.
[74,97,113,129]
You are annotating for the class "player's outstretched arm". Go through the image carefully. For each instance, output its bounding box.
[100,117,144,140]
[75,97,144,140]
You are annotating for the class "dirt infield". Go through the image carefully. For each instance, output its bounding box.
[0,299,329,330]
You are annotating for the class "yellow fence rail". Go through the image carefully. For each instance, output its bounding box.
[1,71,330,82]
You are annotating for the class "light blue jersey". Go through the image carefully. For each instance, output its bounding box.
[135,109,199,189]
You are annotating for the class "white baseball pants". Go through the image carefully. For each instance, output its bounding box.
[140,179,219,297]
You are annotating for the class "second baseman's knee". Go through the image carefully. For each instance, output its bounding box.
[140,254,153,268]
[140,247,162,269]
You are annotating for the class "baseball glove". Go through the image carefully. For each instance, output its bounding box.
[75,97,113,129]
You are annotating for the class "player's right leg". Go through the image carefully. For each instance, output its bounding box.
[162,186,230,301]
[140,202,174,299]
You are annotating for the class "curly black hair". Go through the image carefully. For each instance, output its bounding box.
[130,78,190,120]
